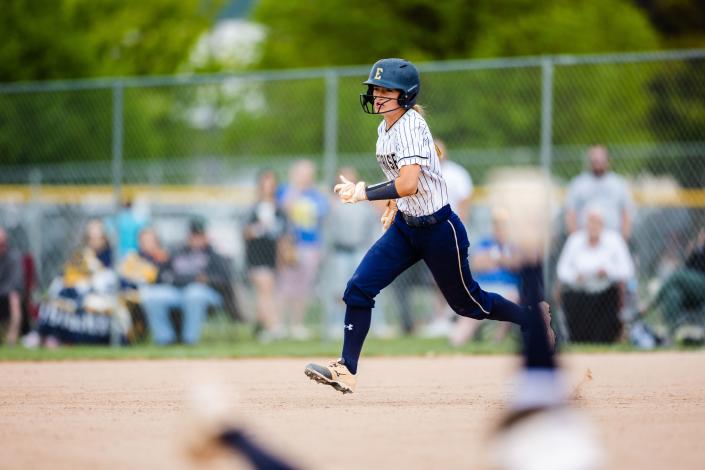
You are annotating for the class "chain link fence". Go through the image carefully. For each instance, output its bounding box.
[1,49,704,346]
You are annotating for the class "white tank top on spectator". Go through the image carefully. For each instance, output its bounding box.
[441,159,473,215]
[557,229,635,294]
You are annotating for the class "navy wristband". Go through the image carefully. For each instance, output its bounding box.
[365,179,400,201]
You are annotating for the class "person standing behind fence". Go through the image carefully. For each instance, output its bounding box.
[140,219,227,345]
[277,159,328,340]
[0,227,23,346]
[557,206,635,343]
[107,198,149,260]
[243,170,288,342]
[565,145,634,241]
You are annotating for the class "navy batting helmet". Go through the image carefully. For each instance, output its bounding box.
[360,58,420,114]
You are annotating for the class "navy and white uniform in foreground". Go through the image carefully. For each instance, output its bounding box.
[305,58,550,394]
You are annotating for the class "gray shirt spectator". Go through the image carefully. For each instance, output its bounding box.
[565,145,634,240]
[327,200,377,252]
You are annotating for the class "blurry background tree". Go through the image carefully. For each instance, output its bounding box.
[252,0,659,68]
[636,0,705,187]
[636,0,705,49]
[0,0,703,183]
[0,0,223,82]
[3,0,704,82]
[0,0,223,166]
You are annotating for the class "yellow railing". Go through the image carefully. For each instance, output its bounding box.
[2,184,705,207]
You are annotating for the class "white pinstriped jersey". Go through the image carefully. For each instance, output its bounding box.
[375,109,448,217]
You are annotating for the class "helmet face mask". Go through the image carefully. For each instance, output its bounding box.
[360,58,420,115]
[359,87,401,114]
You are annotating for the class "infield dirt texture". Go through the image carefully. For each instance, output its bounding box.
[2,352,704,469]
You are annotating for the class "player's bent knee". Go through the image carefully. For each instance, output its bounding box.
[451,304,487,320]
[343,279,376,309]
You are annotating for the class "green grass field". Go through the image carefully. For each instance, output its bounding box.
[0,311,678,361]
[0,335,649,362]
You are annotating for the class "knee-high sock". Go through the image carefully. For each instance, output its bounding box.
[518,263,555,370]
[486,293,527,327]
[340,306,372,375]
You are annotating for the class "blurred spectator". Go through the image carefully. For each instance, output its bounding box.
[422,140,474,338]
[84,217,114,268]
[323,167,382,339]
[277,160,328,340]
[119,227,170,289]
[118,227,170,342]
[438,140,473,221]
[107,198,149,260]
[140,219,231,345]
[642,227,705,338]
[243,170,288,341]
[557,207,635,343]
[565,145,634,240]
[25,219,128,348]
[450,208,521,346]
[0,227,23,345]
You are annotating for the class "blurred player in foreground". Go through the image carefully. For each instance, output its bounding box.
[486,169,605,470]
[303,58,554,394]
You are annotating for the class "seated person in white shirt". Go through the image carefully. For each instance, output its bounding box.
[556,206,635,343]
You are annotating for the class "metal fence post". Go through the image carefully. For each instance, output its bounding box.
[112,82,124,210]
[111,81,124,347]
[323,70,339,188]
[540,56,554,183]
[28,168,43,286]
[539,56,556,318]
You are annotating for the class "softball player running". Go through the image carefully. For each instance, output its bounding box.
[305,58,554,394]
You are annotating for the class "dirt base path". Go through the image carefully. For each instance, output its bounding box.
[2,352,704,469]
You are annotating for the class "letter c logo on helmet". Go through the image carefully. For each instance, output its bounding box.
[360,58,421,114]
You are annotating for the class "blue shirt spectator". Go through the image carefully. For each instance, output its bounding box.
[106,200,148,260]
[277,185,328,246]
[473,237,520,289]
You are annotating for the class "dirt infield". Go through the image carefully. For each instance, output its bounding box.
[2,352,704,469]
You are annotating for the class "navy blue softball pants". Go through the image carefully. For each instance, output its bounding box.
[343,205,527,326]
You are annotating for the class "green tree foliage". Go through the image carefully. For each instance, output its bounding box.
[252,0,659,69]
[472,0,659,57]
[636,0,705,48]
[643,58,705,187]
[2,0,702,187]
[0,0,223,168]
[253,0,664,181]
[635,0,705,187]
[252,0,479,68]
[0,0,222,82]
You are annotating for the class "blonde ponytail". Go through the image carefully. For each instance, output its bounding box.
[434,139,446,160]
[434,142,444,160]
[412,104,443,159]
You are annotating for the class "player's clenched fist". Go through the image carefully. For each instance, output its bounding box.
[380,200,397,231]
[334,175,367,204]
